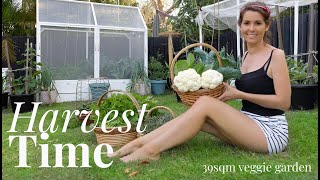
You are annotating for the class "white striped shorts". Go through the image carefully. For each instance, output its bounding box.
[241,111,289,154]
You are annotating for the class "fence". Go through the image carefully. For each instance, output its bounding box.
[2,10,318,69]
[2,36,36,78]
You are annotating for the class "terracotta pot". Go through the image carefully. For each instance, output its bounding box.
[133,83,151,95]
[40,90,57,104]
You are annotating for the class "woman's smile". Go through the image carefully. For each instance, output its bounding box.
[240,11,269,44]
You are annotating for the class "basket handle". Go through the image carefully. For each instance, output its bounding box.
[169,43,223,82]
[145,105,176,118]
[97,90,141,111]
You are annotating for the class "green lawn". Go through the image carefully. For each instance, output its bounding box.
[2,91,318,179]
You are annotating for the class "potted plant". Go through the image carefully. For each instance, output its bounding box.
[148,53,168,95]
[287,57,318,110]
[39,66,58,104]
[89,78,110,101]
[127,61,151,96]
[9,43,42,113]
[2,75,9,109]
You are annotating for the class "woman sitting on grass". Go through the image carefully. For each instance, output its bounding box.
[108,1,291,163]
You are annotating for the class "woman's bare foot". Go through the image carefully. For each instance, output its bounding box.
[107,138,143,158]
[120,145,160,163]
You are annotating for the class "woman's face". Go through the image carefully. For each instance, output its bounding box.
[240,10,269,44]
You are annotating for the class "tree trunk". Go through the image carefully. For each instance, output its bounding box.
[4,40,13,94]
[275,5,283,50]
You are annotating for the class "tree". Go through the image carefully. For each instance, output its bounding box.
[168,0,221,45]
[146,0,177,34]
[13,0,37,36]
[141,1,155,30]
[2,0,21,93]
[150,0,175,14]
[87,0,138,6]
[2,0,37,37]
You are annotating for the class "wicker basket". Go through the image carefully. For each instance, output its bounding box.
[93,89,175,148]
[169,43,226,106]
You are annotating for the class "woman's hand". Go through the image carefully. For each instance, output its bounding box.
[217,82,241,102]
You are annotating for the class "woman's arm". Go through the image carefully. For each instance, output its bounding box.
[218,49,291,111]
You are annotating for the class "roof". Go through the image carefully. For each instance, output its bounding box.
[38,0,147,31]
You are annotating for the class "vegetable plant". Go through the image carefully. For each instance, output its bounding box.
[200,69,223,89]
[174,68,224,93]
[287,57,318,85]
[127,61,151,94]
[11,45,42,95]
[40,65,56,91]
[148,53,168,80]
[173,68,201,92]
[174,46,242,82]
[90,93,159,127]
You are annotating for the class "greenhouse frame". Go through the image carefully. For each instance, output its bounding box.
[36,0,148,102]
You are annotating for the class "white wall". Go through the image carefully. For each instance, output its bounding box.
[54,79,131,102]
[2,68,8,77]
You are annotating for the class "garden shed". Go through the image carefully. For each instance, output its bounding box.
[36,0,148,102]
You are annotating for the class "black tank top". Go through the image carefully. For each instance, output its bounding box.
[235,49,284,116]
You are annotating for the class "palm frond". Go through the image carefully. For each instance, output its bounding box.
[2,37,17,63]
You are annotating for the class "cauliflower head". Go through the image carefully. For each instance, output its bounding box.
[173,68,201,92]
[201,69,223,89]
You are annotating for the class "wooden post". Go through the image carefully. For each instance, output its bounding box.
[275,5,284,50]
[168,33,173,68]
[159,31,181,68]
[307,4,315,85]
[25,38,29,94]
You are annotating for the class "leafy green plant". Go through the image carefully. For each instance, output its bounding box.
[100,57,135,79]
[168,0,219,44]
[127,61,151,92]
[148,53,168,80]
[287,57,318,85]
[51,59,94,80]
[90,93,158,127]
[40,66,56,91]
[143,112,173,134]
[11,44,42,95]
[173,46,242,81]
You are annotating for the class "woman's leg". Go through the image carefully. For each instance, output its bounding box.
[109,114,231,158]
[120,96,268,162]
[108,114,183,157]
[201,121,232,145]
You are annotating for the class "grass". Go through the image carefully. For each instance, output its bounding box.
[2,91,318,179]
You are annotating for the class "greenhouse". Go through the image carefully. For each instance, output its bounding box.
[36,0,148,102]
